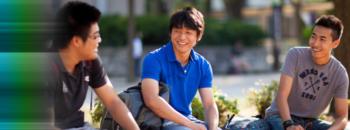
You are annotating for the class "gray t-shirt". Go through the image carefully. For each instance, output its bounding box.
[266,47,349,118]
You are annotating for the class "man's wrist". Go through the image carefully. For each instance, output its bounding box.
[183,119,194,128]
[283,119,296,129]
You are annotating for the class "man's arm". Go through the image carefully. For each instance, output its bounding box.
[141,78,206,130]
[199,88,219,130]
[94,78,139,130]
[328,98,348,130]
[276,74,304,130]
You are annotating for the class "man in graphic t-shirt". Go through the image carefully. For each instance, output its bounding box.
[265,15,349,130]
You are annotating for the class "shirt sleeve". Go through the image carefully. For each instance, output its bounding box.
[281,48,298,77]
[89,57,107,88]
[334,68,349,99]
[199,59,213,88]
[141,53,161,81]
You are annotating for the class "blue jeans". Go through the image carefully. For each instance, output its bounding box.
[265,114,331,130]
[162,115,209,130]
[63,122,97,130]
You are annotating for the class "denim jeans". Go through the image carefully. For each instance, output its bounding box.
[63,122,97,130]
[162,115,213,130]
[265,114,331,130]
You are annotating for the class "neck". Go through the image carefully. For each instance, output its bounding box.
[313,56,331,65]
[174,51,190,66]
[59,49,81,74]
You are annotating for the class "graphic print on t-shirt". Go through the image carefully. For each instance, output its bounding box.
[298,68,329,101]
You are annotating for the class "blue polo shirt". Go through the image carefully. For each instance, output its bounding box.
[141,42,213,116]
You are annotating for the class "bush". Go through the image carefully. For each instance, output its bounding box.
[99,15,128,46]
[191,88,239,127]
[136,15,170,45]
[302,26,313,45]
[91,98,104,127]
[99,15,266,47]
[247,80,278,118]
[215,19,266,46]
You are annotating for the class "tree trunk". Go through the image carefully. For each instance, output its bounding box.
[333,0,350,118]
[291,0,305,43]
[146,0,168,15]
[204,0,211,16]
[223,0,246,19]
[128,0,135,82]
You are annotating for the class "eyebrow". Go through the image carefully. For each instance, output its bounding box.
[320,35,327,39]
[311,33,328,39]
[93,31,100,34]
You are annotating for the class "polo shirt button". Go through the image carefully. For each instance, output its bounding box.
[184,70,187,73]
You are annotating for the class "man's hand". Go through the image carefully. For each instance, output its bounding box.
[286,125,304,130]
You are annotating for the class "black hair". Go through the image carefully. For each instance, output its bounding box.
[314,15,343,41]
[52,1,101,50]
[169,7,204,39]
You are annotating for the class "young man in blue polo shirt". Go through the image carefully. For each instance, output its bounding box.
[141,7,219,130]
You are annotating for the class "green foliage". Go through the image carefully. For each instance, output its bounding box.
[247,80,279,118]
[220,19,267,46]
[99,15,266,47]
[99,15,128,46]
[191,88,239,127]
[91,87,239,128]
[302,26,313,44]
[91,98,104,126]
[136,15,170,45]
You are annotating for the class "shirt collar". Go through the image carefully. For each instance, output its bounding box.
[165,41,199,62]
[52,52,85,74]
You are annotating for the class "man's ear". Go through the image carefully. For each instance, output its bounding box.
[332,39,341,48]
[71,36,83,48]
[197,33,203,42]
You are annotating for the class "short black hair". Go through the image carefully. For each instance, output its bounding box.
[52,1,101,50]
[314,15,343,41]
[169,7,204,40]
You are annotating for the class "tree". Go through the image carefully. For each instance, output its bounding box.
[223,0,246,19]
[333,0,350,117]
[128,0,136,82]
[146,0,169,15]
[291,0,306,42]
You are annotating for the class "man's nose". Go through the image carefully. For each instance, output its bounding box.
[310,39,319,47]
[179,33,186,40]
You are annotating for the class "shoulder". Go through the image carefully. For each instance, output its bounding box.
[143,45,168,66]
[193,51,208,62]
[331,57,348,77]
[85,56,103,68]
[285,47,312,63]
[146,45,167,58]
[287,47,310,55]
[192,51,212,68]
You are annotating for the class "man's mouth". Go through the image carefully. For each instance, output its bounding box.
[311,48,321,53]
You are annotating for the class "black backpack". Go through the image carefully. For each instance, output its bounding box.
[100,82,169,130]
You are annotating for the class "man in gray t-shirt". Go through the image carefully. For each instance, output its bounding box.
[265,15,348,130]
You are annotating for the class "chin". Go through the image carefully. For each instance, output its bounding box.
[86,55,98,61]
